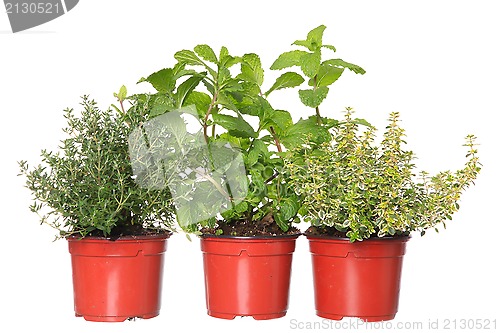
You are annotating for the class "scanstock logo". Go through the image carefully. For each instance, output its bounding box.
[4,0,79,33]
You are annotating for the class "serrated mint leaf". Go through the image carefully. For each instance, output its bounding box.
[270,50,309,70]
[298,87,329,108]
[279,197,300,221]
[293,25,326,52]
[300,51,321,78]
[265,72,305,96]
[260,109,293,135]
[308,64,344,87]
[322,58,366,74]
[212,113,257,138]
[322,44,337,52]
[281,117,331,148]
[174,50,204,67]
[140,68,176,93]
[238,53,264,87]
[175,74,204,108]
[194,44,218,63]
[184,91,211,118]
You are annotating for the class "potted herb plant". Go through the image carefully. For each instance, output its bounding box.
[127,46,302,320]
[18,94,176,322]
[284,108,481,321]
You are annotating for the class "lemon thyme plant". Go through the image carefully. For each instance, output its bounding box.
[285,109,481,242]
[19,96,176,239]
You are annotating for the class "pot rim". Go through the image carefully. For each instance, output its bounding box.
[199,233,301,240]
[305,234,411,242]
[66,230,173,242]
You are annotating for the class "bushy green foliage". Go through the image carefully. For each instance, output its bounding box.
[128,25,364,235]
[285,108,481,242]
[19,96,176,239]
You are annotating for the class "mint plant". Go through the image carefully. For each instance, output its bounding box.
[271,25,366,107]
[285,109,481,242]
[130,45,306,235]
[19,96,176,239]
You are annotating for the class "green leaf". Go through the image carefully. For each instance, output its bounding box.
[260,109,293,135]
[238,53,264,87]
[293,25,326,52]
[219,46,240,68]
[175,74,204,108]
[279,197,300,221]
[322,59,366,74]
[174,50,204,67]
[113,85,127,102]
[265,72,305,96]
[353,118,373,128]
[270,50,309,70]
[139,68,175,93]
[184,91,211,118]
[281,117,331,148]
[274,212,289,232]
[322,44,337,52]
[308,64,344,87]
[194,44,218,63]
[212,113,257,138]
[235,201,249,213]
[300,51,321,78]
[298,87,329,108]
[149,94,175,117]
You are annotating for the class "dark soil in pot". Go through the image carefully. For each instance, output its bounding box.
[201,214,301,237]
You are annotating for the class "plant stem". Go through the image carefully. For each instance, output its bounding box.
[313,75,322,125]
[269,126,282,153]
[203,90,219,143]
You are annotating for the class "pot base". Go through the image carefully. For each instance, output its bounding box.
[208,311,286,320]
[76,312,159,322]
[316,311,395,322]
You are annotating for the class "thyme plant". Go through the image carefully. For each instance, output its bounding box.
[19,96,176,239]
[285,109,481,242]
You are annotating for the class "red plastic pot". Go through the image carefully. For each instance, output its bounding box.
[307,235,409,322]
[67,233,170,322]
[200,235,299,320]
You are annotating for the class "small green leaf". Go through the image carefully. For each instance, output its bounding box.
[194,44,218,63]
[300,51,321,78]
[260,109,293,135]
[308,64,344,87]
[270,50,309,70]
[274,213,290,232]
[184,91,211,118]
[235,201,249,213]
[140,68,176,93]
[280,197,300,221]
[322,59,366,75]
[265,72,305,96]
[174,50,204,67]
[219,46,240,68]
[298,87,329,108]
[293,25,326,52]
[322,44,337,52]
[175,74,204,108]
[237,53,264,87]
[114,85,127,102]
[212,113,257,138]
[149,94,175,117]
[281,117,331,148]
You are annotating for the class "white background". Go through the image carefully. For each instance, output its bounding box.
[1,1,499,332]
